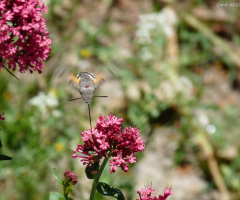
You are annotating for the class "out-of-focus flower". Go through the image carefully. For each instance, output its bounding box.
[0,0,51,73]
[80,49,92,58]
[0,113,5,120]
[28,91,59,113]
[3,91,12,100]
[63,170,78,185]
[136,186,173,200]
[195,109,209,127]
[135,8,177,45]
[52,110,62,118]
[154,76,194,103]
[72,114,145,174]
[139,47,153,61]
[54,142,65,151]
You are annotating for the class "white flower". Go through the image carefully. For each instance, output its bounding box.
[174,76,194,97]
[28,91,59,113]
[45,93,59,107]
[154,76,194,103]
[195,110,209,126]
[162,7,178,26]
[52,110,62,118]
[139,47,153,61]
[135,8,178,45]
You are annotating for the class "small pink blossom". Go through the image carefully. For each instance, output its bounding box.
[0,1,6,10]
[137,186,173,200]
[72,114,145,173]
[5,10,14,20]
[12,3,23,13]
[0,0,51,73]
[63,170,78,185]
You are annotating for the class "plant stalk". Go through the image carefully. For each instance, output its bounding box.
[89,157,109,200]
[63,184,68,199]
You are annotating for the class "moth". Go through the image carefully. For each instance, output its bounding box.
[70,72,107,129]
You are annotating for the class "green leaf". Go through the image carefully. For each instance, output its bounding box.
[49,192,65,200]
[52,168,63,185]
[0,154,12,161]
[85,161,99,179]
[97,182,125,200]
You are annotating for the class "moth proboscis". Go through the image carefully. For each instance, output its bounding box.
[69,72,107,129]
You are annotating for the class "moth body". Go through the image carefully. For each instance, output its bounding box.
[70,72,105,129]
[77,72,96,104]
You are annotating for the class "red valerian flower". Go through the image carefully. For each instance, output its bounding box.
[72,114,145,174]
[0,113,5,120]
[63,170,78,185]
[0,0,51,73]
[137,186,173,200]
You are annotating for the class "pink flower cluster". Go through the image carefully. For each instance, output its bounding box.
[72,115,145,174]
[0,113,5,120]
[137,186,173,200]
[0,0,51,73]
[63,170,78,185]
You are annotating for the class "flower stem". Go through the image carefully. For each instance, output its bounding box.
[63,186,68,199]
[63,182,69,199]
[89,157,109,200]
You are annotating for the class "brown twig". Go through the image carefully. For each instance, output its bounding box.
[182,13,240,69]
[195,129,230,200]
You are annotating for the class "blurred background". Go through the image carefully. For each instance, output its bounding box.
[1,0,240,199]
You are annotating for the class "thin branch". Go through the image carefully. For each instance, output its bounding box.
[182,13,240,69]
[4,66,20,81]
[196,129,230,200]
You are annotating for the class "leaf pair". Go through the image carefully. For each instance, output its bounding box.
[85,162,125,200]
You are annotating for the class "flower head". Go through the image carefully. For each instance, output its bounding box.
[72,114,145,173]
[28,91,59,113]
[0,0,51,73]
[137,186,173,200]
[135,8,177,45]
[63,170,78,185]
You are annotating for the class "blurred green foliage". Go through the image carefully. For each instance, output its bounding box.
[1,0,240,200]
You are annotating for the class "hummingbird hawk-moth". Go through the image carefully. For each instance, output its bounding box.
[70,72,107,129]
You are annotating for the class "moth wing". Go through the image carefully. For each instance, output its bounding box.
[69,73,79,89]
[93,72,104,89]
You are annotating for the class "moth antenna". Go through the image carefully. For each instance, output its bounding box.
[69,97,82,101]
[4,66,20,81]
[93,96,108,98]
[88,104,92,129]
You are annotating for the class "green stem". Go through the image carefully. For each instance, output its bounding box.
[89,157,109,200]
[63,183,68,199]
